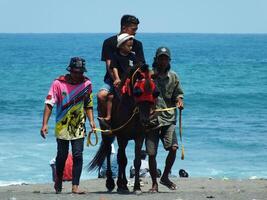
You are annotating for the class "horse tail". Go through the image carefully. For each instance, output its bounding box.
[87,135,115,172]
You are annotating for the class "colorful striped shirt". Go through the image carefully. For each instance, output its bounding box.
[45,75,93,140]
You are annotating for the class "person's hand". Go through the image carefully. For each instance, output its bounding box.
[113,79,121,88]
[90,121,96,133]
[40,124,48,139]
[176,98,184,110]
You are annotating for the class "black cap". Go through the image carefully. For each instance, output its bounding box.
[155,47,171,58]
[121,15,139,27]
[66,57,87,72]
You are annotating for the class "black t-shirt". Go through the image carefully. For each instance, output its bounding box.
[110,51,136,80]
[101,35,145,82]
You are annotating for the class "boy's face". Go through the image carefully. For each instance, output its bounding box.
[120,39,133,54]
[157,55,170,72]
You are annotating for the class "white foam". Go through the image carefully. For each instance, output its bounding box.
[0,181,27,187]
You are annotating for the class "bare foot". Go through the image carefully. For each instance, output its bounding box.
[160,178,177,190]
[149,183,158,193]
[72,185,86,194]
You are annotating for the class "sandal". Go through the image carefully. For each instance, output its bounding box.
[160,179,177,190]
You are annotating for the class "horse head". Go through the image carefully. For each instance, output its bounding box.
[121,64,160,128]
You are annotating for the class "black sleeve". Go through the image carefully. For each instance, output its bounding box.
[101,37,116,61]
[101,39,110,61]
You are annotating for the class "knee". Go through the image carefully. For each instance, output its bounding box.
[73,151,83,161]
[56,153,68,161]
[148,155,156,161]
[57,149,68,159]
[147,150,157,158]
[107,94,114,101]
[97,90,107,102]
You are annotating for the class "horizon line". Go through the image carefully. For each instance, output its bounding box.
[0,32,267,35]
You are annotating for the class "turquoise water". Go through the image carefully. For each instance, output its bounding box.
[0,33,267,185]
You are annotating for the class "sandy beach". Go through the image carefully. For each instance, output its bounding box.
[1,178,266,200]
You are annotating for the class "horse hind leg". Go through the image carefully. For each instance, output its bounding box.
[106,150,115,191]
[116,139,129,193]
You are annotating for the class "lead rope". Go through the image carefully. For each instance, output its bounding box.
[179,109,185,160]
[87,107,139,146]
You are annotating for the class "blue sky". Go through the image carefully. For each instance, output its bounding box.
[0,0,266,33]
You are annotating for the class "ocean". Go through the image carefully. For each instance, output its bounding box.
[0,33,266,186]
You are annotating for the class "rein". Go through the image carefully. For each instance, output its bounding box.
[86,107,139,146]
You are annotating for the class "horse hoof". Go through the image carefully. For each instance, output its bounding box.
[106,178,115,192]
[117,187,130,194]
[133,189,142,195]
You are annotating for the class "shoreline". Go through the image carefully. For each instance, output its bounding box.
[1,178,267,200]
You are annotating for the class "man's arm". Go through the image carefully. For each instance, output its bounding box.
[85,107,96,132]
[173,74,184,110]
[106,59,115,81]
[101,37,116,81]
[40,104,53,139]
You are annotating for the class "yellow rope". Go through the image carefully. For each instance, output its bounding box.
[86,131,98,147]
[86,107,139,147]
[131,67,140,85]
[154,106,178,112]
[179,109,185,160]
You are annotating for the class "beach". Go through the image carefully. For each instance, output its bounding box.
[1,178,267,200]
[0,33,267,198]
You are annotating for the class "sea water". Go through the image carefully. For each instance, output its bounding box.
[0,33,266,186]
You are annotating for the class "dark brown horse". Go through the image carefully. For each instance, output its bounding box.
[88,65,159,193]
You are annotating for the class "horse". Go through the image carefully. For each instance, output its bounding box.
[88,64,159,193]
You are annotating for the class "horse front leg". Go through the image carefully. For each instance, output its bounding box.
[117,138,129,193]
[133,135,145,193]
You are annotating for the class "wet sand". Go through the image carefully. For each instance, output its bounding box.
[1,178,267,200]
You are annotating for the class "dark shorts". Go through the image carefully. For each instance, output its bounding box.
[145,124,178,156]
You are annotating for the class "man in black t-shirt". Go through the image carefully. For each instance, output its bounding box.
[97,14,146,127]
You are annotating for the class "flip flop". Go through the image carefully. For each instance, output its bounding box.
[160,179,177,190]
[97,117,111,129]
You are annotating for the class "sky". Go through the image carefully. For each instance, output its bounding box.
[0,0,267,33]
